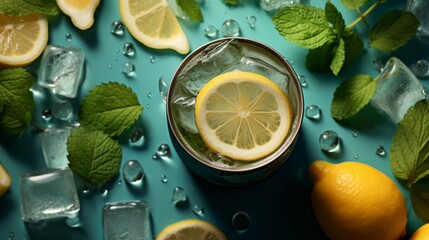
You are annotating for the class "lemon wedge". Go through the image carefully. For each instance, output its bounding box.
[195,71,293,161]
[119,0,190,54]
[0,14,48,67]
[0,163,12,197]
[56,0,100,30]
[156,219,227,240]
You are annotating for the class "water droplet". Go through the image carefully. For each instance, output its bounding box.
[123,159,145,184]
[65,216,81,227]
[65,33,72,41]
[122,42,135,57]
[376,145,386,156]
[192,205,204,216]
[157,144,171,158]
[117,179,122,186]
[8,231,14,240]
[145,103,151,109]
[352,131,359,137]
[305,105,321,120]
[161,174,168,183]
[372,58,384,73]
[412,59,429,78]
[147,91,153,99]
[82,184,90,195]
[129,128,145,147]
[299,75,308,87]
[159,77,168,104]
[98,183,109,198]
[204,25,218,38]
[111,20,124,36]
[122,61,135,75]
[108,64,113,69]
[41,108,53,120]
[245,16,257,28]
[172,186,187,205]
[319,130,341,153]
[150,56,155,63]
[221,19,240,37]
[53,102,73,120]
[232,211,251,232]
[353,153,359,159]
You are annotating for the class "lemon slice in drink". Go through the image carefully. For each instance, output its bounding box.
[195,71,293,161]
[56,0,100,30]
[156,219,227,240]
[0,14,48,67]
[0,163,12,197]
[119,0,190,54]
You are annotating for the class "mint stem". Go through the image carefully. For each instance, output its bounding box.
[346,0,382,29]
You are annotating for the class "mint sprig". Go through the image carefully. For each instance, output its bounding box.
[0,0,60,16]
[0,68,34,136]
[176,0,203,22]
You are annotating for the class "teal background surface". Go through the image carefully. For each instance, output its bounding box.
[1,0,428,239]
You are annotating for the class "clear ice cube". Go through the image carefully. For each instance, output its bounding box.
[38,45,85,98]
[20,168,80,223]
[370,57,426,123]
[407,0,429,36]
[103,201,153,240]
[172,96,199,134]
[260,0,310,11]
[40,127,72,169]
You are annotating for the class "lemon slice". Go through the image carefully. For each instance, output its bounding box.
[119,0,190,54]
[195,71,293,161]
[0,163,12,197]
[0,14,48,67]
[56,0,100,30]
[156,219,227,240]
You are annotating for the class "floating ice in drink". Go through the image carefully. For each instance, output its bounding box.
[370,57,426,123]
[260,0,310,11]
[20,168,80,223]
[103,201,153,240]
[38,45,85,98]
[407,0,429,36]
[40,127,72,169]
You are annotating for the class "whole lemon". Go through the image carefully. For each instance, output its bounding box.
[410,224,429,240]
[309,160,407,240]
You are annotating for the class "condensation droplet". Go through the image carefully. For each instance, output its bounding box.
[372,58,384,73]
[150,56,155,63]
[65,33,72,41]
[111,20,124,36]
[245,16,257,28]
[221,19,240,37]
[192,205,205,216]
[352,131,359,137]
[204,25,218,38]
[41,108,53,120]
[129,128,145,147]
[319,130,341,153]
[53,101,73,120]
[123,159,145,184]
[412,59,429,78]
[159,76,168,104]
[122,61,135,75]
[172,186,187,205]
[147,91,153,99]
[299,75,308,87]
[122,42,135,57]
[353,153,359,159]
[376,145,386,157]
[161,174,168,183]
[305,105,321,120]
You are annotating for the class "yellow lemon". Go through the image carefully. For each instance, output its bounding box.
[195,71,293,161]
[410,224,429,240]
[156,219,227,240]
[56,0,100,30]
[0,163,12,197]
[0,14,48,67]
[309,160,407,240]
[119,0,190,54]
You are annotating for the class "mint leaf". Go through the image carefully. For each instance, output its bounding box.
[0,68,34,136]
[273,5,336,49]
[391,100,429,182]
[330,38,345,76]
[343,29,363,67]
[67,127,122,185]
[325,1,345,35]
[410,179,429,222]
[370,10,419,51]
[0,0,59,16]
[340,0,369,9]
[331,75,376,120]
[80,82,143,137]
[223,0,238,5]
[305,42,335,72]
[177,0,203,21]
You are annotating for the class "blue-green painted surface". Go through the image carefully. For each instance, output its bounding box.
[0,0,427,239]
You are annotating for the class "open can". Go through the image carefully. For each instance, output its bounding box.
[166,37,304,186]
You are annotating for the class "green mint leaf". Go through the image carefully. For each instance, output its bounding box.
[370,10,419,51]
[340,0,369,9]
[330,38,345,76]
[331,75,376,120]
[343,29,364,67]
[223,0,238,5]
[305,42,335,72]
[67,127,122,185]
[0,68,34,136]
[325,1,345,35]
[391,100,429,182]
[273,5,336,49]
[176,0,203,21]
[410,179,429,222]
[79,82,143,137]
[0,0,60,16]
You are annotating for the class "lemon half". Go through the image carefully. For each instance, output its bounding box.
[156,219,227,240]
[195,71,293,161]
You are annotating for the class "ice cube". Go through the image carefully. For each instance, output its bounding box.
[103,201,153,240]
[260,0,310,12]
[40,127,72,169]
[235,56,290,92]
[38,45,85,98]
[20,168,80,223]
[407,0,429,36]
[178,39,243,96]
[370,57,426,123]
[172,96,198,134]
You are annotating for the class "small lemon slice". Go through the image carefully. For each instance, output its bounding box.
[0,14,48,67]
[119,0,190,54]
[195,71,293,161]
[156,219,227,240]
[0,163,12,197]
[56,0,100,30]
